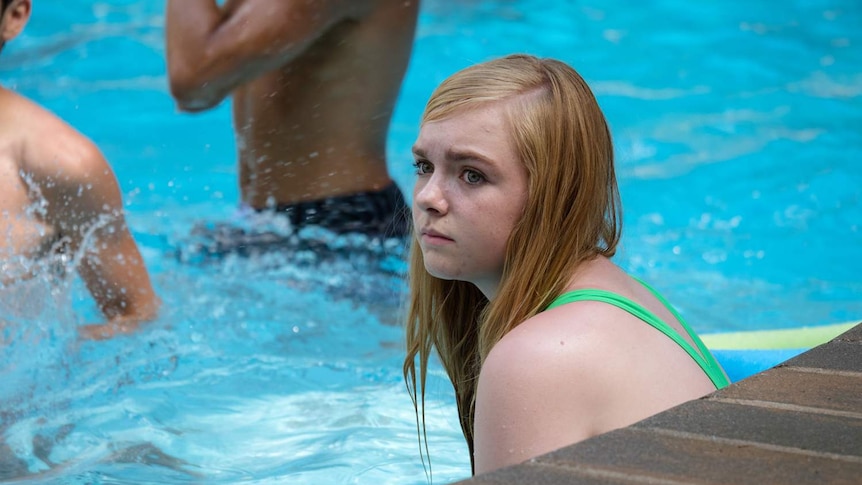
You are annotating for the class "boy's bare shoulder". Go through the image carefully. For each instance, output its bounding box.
[0,87,55,125]
[0,88,106,178]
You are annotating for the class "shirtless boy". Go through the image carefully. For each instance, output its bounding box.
[165,0,419,250]
[0,0,159,338]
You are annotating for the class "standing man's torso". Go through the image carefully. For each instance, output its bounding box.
[232,0,420,208]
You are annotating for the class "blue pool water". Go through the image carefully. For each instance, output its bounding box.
[1,0,860,483]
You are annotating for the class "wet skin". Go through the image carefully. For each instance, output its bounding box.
[166,0,420,208]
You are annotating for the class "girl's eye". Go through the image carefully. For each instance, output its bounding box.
[413,160,433,175]
[463,169,484,185]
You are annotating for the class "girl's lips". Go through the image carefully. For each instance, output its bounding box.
[421,229,454,244]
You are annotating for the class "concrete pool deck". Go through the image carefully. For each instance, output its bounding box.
[453,322,862,485]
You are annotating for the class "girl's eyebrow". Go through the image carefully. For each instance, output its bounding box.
[446,148,492,165]
[411,145,494,166]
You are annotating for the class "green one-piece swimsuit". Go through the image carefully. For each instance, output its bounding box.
[544,278,730,389]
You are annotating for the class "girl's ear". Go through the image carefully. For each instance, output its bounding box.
[1,0,32,43]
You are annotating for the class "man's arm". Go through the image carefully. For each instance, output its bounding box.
[165,0,362,111]
[38,135,159,339]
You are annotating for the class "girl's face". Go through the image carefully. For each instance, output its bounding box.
[411,101,528,299]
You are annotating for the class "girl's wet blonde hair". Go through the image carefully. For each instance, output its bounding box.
[403,54,621,473]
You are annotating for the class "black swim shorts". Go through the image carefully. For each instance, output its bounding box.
[177,183,411,263]
[268,183,410,238]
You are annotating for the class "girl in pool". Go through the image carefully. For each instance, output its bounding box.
[403,54,729,475]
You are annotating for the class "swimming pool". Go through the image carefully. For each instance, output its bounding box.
[1,0,860,483]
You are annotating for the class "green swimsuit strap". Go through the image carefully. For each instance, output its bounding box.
[631,276,727,387]
[545,279,729,389]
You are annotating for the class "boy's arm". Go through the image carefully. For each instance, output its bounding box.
[38,135,159,339]
[165,0,361,111]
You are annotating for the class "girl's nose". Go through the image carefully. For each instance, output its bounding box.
[413,175,448,216]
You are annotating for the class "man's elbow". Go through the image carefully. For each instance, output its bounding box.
[167,65,222,112]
